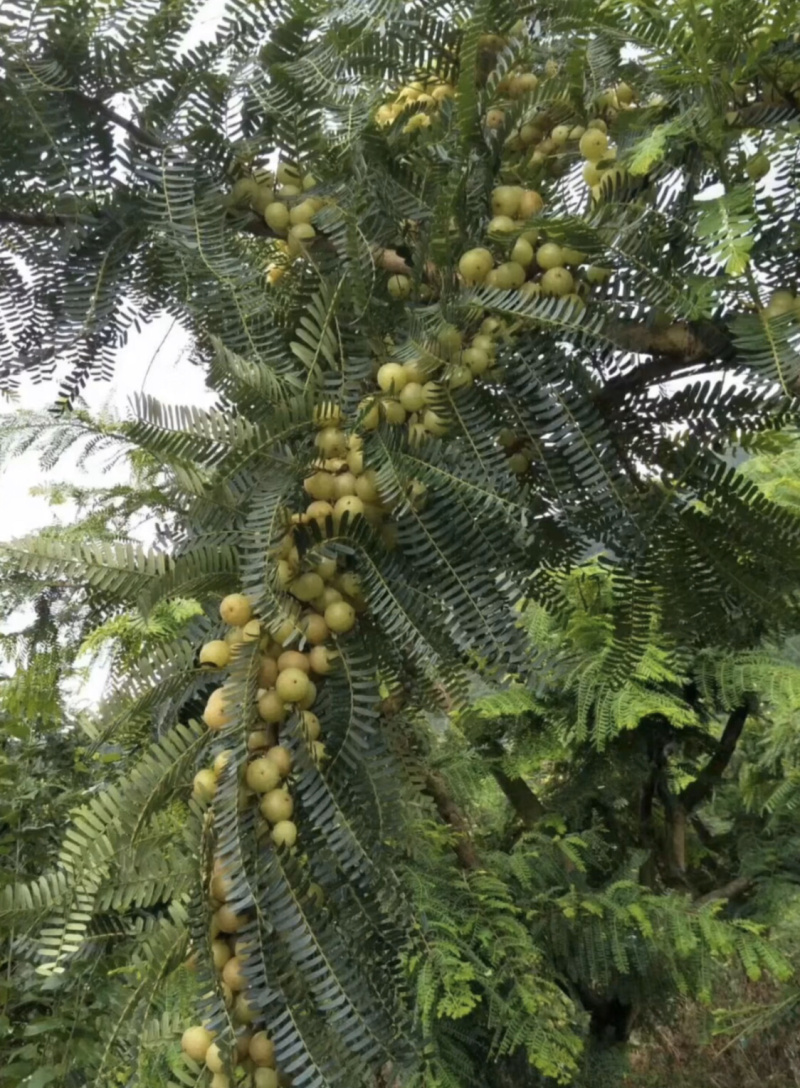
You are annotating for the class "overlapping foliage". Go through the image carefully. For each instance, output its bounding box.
[4,0,800,1086]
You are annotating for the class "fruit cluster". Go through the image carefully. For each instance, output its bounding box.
[374,77,455,132]
[181,1022,279,1088]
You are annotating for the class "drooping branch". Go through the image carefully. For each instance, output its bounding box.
[679,703,750,813]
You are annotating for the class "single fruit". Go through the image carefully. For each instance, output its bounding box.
[510,238,534,267]
[277,650,310,674]
[266,746,292,777]
[381,399,406,425]
[220,594,252,626]
[458,247,494,283]
[325,600,356,634]
[222,956,248,992]
[551,124,571,147]
[304,471,337,500]
[355,469,380,503]
[182,1025,213,1062]
[289,572,324,602]
[215,905,246,934]
[199,640,231,668]
[248,729,271,751]
[302,710,322,740]
[541,267,575,295]
[388,274,412,299]
[242,619,261,641]
[213,750,232,777]
[260,788,294,823]
[289,199,317,225]
[463,347,491,375]
[203,688,231,731]
[192,768,217,803]
[377,363,408,393]
[301,613,329,644]
[257,690,286,724]
[766,289,795,317]
[305,500,333,525]
[586,265,612,284]
[271,820,298,848]
[423,408,449,436]
[254,1068,279,1088]
[309,645,334,675]
[487,215,516,234]
[205,1042,225,1073]
[288,222,315,255]
[491,185,524,217]
[264,202,290,232]
[212,939,232,970]
[492,261,526,289]
[437,326,463,355]
[246,758,283,793]
[536,243,564,270]
[587,117,608,133]
[399,382,426,411]
[234,992,256,1024]
[275,666,310,703]
[485,108,505,128]
[299,679,317,709]
[579,129,609,161]
[334,495,365,521]
[249,1031,276,1067]
[316,426,347,457]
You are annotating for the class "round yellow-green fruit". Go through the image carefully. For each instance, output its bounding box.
[271,820,298,848]
[249,1031,276,1067]
[324,600,356,634]
[199,640,230,668]
[541,267,574,295]
[219,594,252,626]
[245,758,283,793]
[192,769,217,803]
[259,788,295,823]
[579,129,609,161]
[181,1026,214,1062]
[458,247,494,284]
[275,667,310,703]
[536,243,564,270]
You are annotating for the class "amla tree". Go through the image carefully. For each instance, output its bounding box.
[4,0,800,1086]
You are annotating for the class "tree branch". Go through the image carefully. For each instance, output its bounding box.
[693,875,753,908]
[67,89,165,148]
[0,208,63,230]
[492,767,546,826]
[424,772,481,870]
[679,703,750,813]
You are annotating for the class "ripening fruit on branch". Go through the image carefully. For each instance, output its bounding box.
[289,572,324,602]
[536,243,564,270]
[541,267,574,295]
[491,185,524,217]
[277,649,310,674]
[257,690,286,724]
[388,274,412,299]
[579,129,609,161]
[259,787,294,823]
[222,956,248,992]
[203,688,232,731]
[488,214,516,234]
[377,362,408,392]
[212,939,232,970]
[199,640,231,668]
[765,289,796,317]
[220,594,252,626]
[246,758,283,793]
[302,710,322,740]
[266,745,292,777]
[192,768,217,803]
[254,1068,280,1088]
[275,666,311,703]
[249,1032,277,1067]
[182,1026,214,1062]
[205,1043,225,1073]
[324,600,356,633]
[264,202,290,232]
[271,819,298,848]
[458,247,494,284]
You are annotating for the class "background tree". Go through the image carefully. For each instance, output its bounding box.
[4,1,800,1086]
